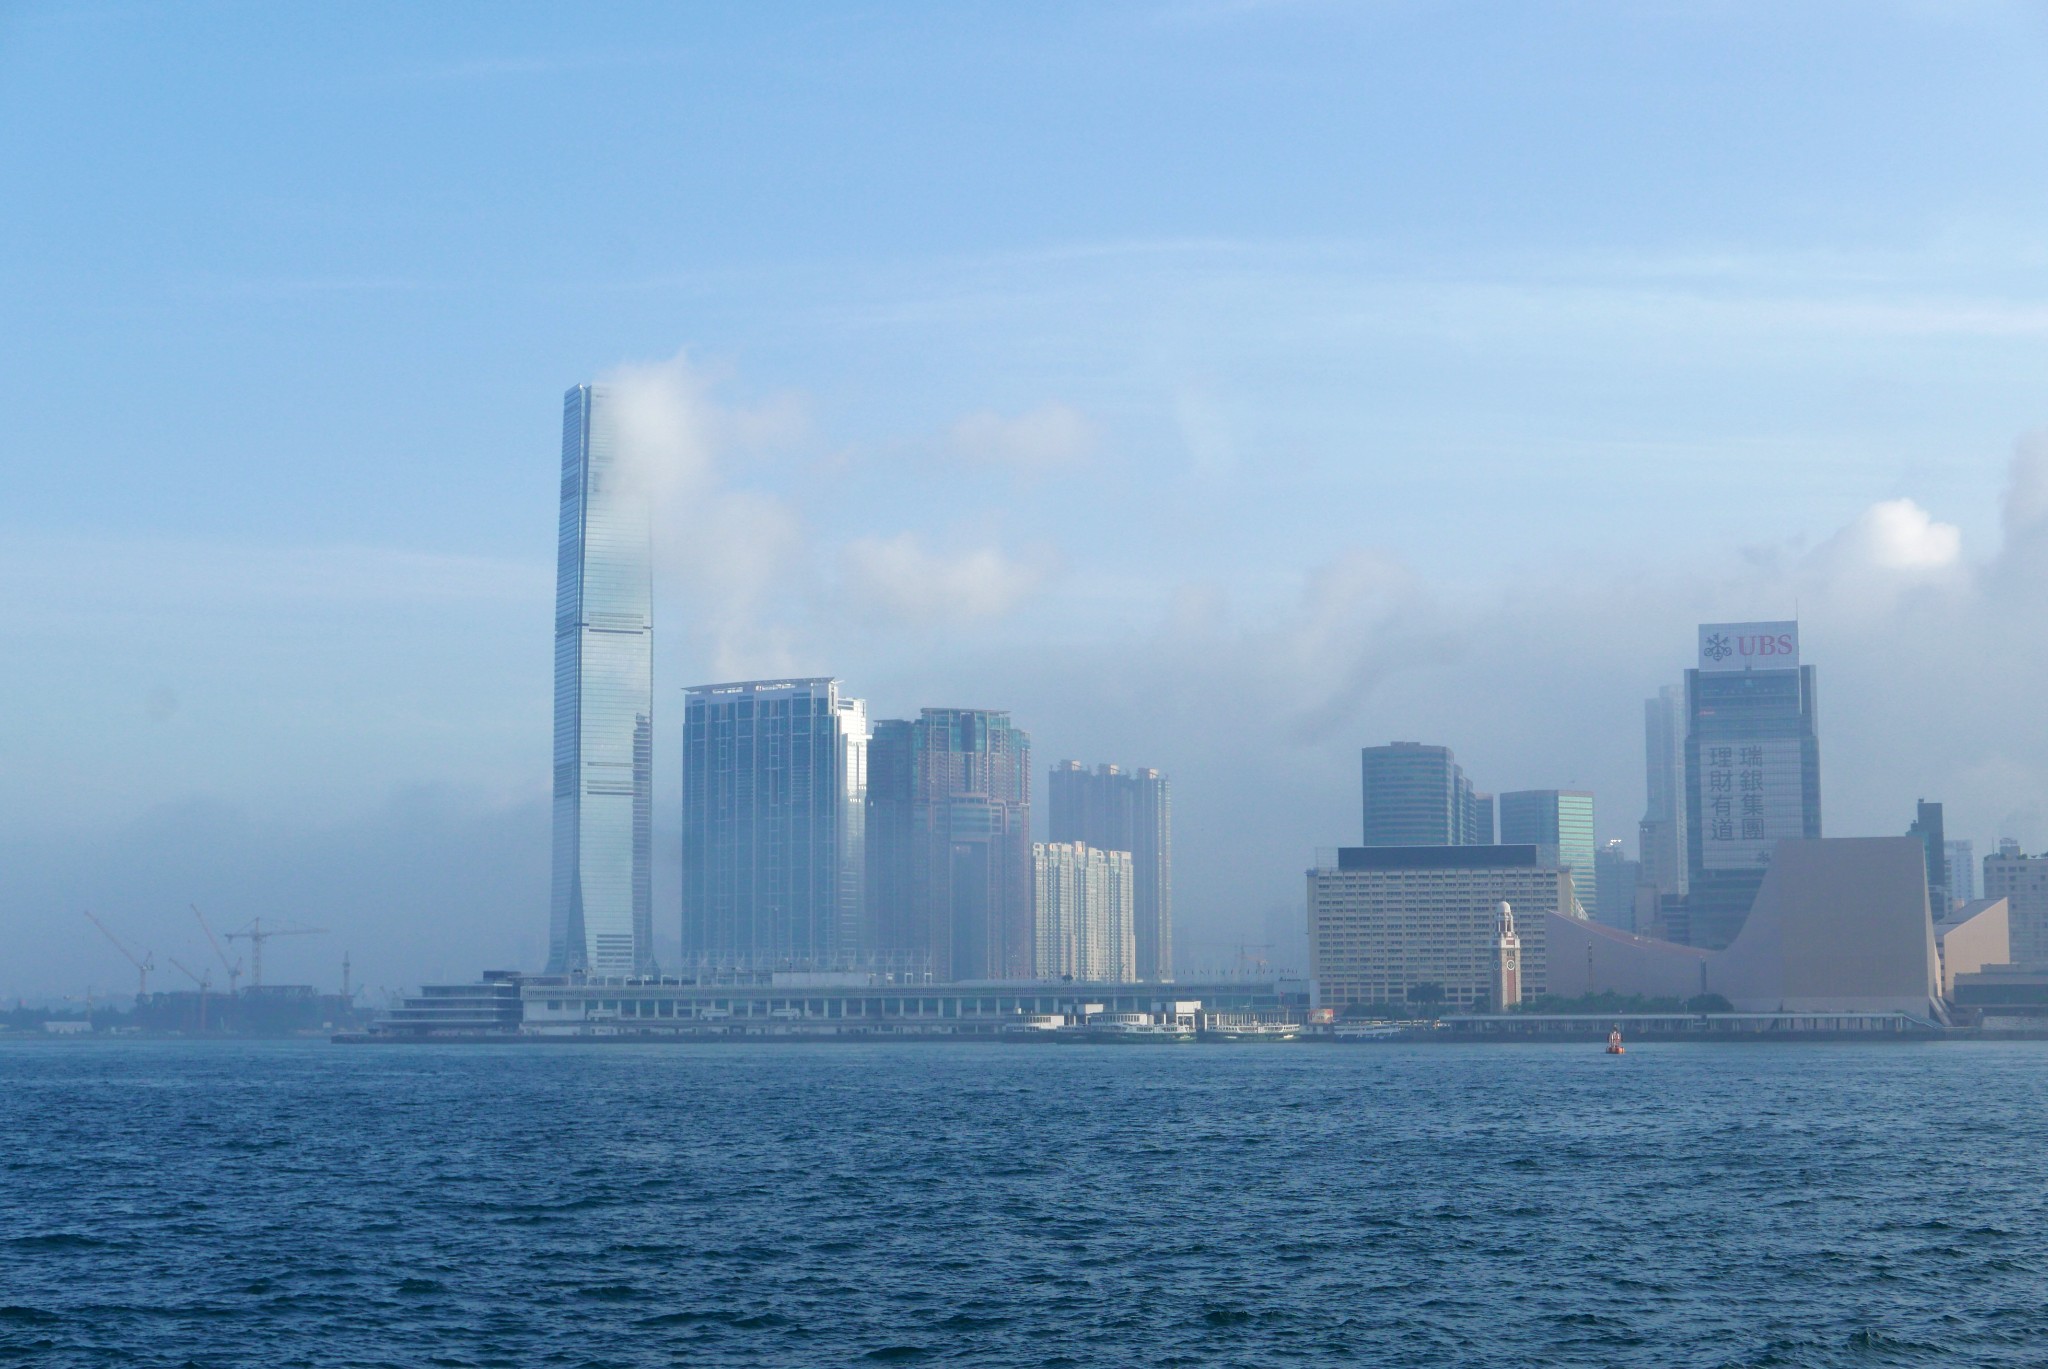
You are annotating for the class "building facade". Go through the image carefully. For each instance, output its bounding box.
[1640,684,1689,899]
[1546,837,1942,1019]
[1033,842,1136,983]
[1907,800,1948,916]
[1594,838,1640,931]
[868,708,1034,982]
[1308,845,1572,1012]
[864,719,917,971]
[1046,761,1173,980]
[1499,789,1596,916]
[1360,743,1490,847]
[681,678,868,972]
[1683,621,1822,950]
[1947,839,1977,905]
[1982,846,2048,966]
[549,384,654,976]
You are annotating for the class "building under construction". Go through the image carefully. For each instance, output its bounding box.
[132,984,369,1036]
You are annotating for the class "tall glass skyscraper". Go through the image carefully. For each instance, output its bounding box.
[1361,743,1489,846]
[1499,789,1597,917]
[1639,684,1689,899]
[864,719,917,970]
[681,678,869,971]
[549,385,654,977]
[1683,621,1821,950]
[867,708,1033,981]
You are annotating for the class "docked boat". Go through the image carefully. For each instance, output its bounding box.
[1200,1013,1300,1042]
[1001,1013,1071,1042]
[1073,1011,1197,1044]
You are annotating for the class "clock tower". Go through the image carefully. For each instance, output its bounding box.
[1493,900,1522,1010]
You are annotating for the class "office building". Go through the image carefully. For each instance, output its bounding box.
[1033,843,1136,983]
[1683,621,1822,950]
[1500,789,1596,917]
[681,678,869,972]
[868,708,1034,982]
[1982,845,2048,966]
[864,719,917,970]
[1906,800,1948,916]
[1471,792,1496,845]
[1047,761,1173,981]
[1360,743,1490,846]
[1947,839,1977,905]
[1594,839,1640,931]
[1640,684,1689,898]
[549,384,654,977]
[1307,845,1572,1012]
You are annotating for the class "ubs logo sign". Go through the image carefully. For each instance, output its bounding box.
[1698,620,1799,672]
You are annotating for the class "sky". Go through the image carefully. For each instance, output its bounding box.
[5,0,2048,1001]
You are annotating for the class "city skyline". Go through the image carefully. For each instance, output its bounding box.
[12,4,2048,1000]
[13,10,2048,1366]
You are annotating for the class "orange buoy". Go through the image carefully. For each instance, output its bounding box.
[1606,1026,1625,1055]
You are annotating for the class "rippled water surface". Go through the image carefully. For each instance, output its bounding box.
[4,1039,2047,1367]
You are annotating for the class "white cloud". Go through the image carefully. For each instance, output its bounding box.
[1814,498,1963,573]
[948,403,1095,473]
[840,535,1053,626]
[598,352,812,679]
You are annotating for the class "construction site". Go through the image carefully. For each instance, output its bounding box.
[9,907,374,1038]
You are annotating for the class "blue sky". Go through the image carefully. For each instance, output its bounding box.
[6,1,2048,997]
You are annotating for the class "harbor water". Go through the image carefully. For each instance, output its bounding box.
[4,1039,2046,1367]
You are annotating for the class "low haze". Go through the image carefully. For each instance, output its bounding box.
[6,1,2048,1000]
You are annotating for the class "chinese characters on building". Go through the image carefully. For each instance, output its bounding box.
[1699,738,1800,869]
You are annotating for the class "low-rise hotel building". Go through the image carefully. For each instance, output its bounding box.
[1308,845,1573,1012]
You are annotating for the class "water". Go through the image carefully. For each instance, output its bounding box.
[3,1040,2045,1368]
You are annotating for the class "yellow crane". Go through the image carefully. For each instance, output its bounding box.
[83,910,154,1003]
[224,917,328,988]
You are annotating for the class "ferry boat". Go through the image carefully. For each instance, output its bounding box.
[1331,1021,1406,1041]
[1200,1013,1300,1042]
[1001,1013,1071,1041]
[1074,1011,1198,1044]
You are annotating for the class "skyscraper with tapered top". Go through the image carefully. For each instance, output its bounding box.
[550,385,654,977]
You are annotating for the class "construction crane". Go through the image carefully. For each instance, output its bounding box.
[224,917,327,989]
[192,905,243,996]
[167,957,212,1032]
[83,911,154,1003]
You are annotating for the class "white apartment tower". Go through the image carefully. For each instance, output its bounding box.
[1033,842,1136,983]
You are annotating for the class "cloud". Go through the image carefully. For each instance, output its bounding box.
[1807,497,1964,585]
[598,352,812,679]
[948,403,1095,473]
[839,535,1054,626]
